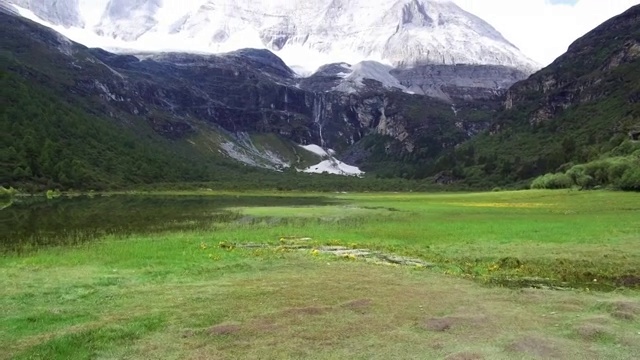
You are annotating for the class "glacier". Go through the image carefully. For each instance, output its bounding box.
[5,0,539,74]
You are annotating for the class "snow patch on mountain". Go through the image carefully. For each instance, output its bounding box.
[332,61,409,93]
[216,136,362,177]
[7,0,540,74]
[298,144,362,176]
[95,0,162,41]
[299,144,336,157]
[303,160,364,177]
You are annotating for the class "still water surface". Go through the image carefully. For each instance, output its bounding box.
[0,194,334,251]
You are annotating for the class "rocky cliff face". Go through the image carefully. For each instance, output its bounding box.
[299,60,529,102]
[87,50,472,155]
[392,64,528,101]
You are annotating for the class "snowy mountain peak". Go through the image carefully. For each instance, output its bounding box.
[5,0,539,74]
[96,0,162,41]
[7,0,84,27]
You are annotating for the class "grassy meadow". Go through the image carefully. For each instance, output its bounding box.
[1,190,639,359]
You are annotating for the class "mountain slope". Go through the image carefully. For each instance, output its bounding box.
[6,0,538,73]
[1,9,495,188]
[0,9,302,189]
[449,4,640,188]
[11,3,639,191]
[0,69,218,189]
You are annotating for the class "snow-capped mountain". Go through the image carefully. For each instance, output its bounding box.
[6,0,84,27]
[5,0,539,74]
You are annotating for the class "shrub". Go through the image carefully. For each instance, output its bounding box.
[575,174,596,189]
[530,173,573,189]
[583,160,610,185]
[535,153,639,192]
[45,189,62,199]
[611,140,640,156]
[566,165,585,184]
[617,167,640,191]
[607,159,632,182]
[566,165,596,189]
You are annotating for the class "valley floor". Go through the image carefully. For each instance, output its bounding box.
[1,190,639,359]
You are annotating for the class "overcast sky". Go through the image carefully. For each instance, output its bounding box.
[453,0,639,65]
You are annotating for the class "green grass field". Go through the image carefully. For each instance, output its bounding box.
[1,190,639,359]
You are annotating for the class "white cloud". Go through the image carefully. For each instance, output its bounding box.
[453,0,640,65]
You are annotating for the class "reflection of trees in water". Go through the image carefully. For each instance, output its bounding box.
[0,194,335,251]
[0,198,13,211]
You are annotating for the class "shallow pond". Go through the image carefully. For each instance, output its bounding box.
[0,194,335,251]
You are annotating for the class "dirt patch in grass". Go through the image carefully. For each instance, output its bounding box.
[424,317,455,332]
[593,300,639,321]
[610,300,639,314]
[507,336,561,358]
[612,310,635,321]
[574,323,614,341]
[616,275,640,287]
[340,299,372,312]
[422,315,487,332]
[208,324,241,336]
[444,351,484,360]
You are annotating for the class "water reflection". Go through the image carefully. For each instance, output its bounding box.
[0,194,334,251]
[0,198,12,211]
